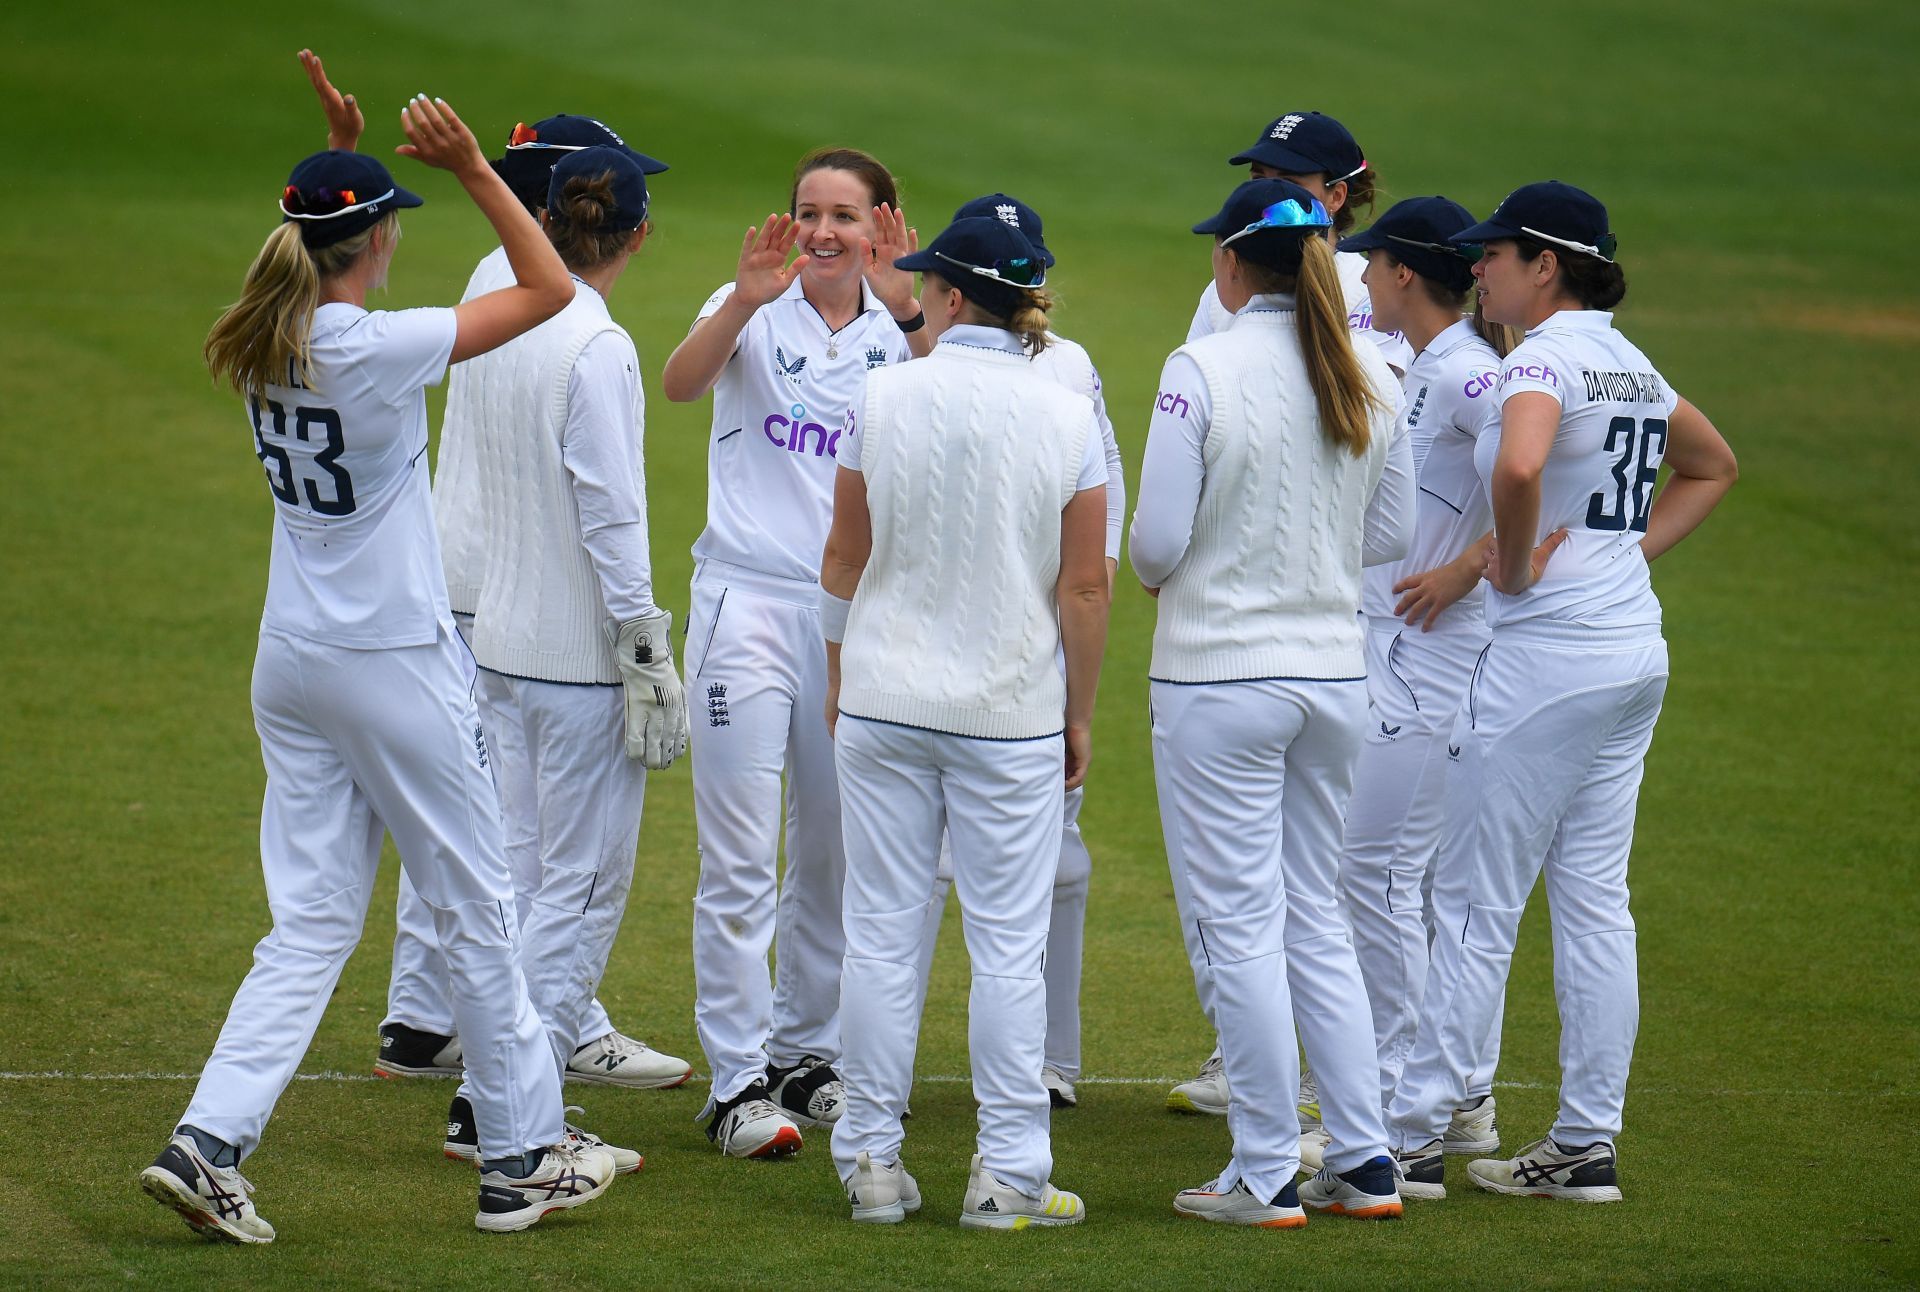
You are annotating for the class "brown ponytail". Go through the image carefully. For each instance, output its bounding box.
[1294,236,1385,457]
[1472,298,1523,357]
[204,216,391,395]
[547,169,639,271]
[1007,286,1055,356]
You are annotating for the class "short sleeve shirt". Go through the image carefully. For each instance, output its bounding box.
[690,277,911,584]
[1476,310,1680,631]
[255,303,458,647]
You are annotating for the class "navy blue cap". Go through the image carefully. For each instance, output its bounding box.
[1230,111,1367,183]
[896,216,1045,312]
[1451,181,1616,263]
[547,146,650,231]
[506,115,667,173]
[494,114,666,213]
[281,150,422,248]
[1194,178,1331,239]
[1338,196,1480,292]
[952,193,1054,269]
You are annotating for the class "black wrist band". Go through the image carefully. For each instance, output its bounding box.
[896,309,926,334]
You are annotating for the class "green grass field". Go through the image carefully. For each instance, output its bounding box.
[3,0,1918,1286]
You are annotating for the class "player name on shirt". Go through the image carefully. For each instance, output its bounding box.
[1581,368,1668,404]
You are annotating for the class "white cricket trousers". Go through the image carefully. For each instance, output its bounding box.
[182,626,563,1161]
[831,717,1064,1197]
[912,787,1089,1079]
[687,564,845,1102]
[1342,619,1502,1109]
[1388,625,1667,1151]
[452,674,644,1089]
[386,627,616,1046]
[1152,677,1386,1199]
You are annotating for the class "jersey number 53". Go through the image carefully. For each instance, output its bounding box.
[1586,415,1667,534]
[251,395,356,517]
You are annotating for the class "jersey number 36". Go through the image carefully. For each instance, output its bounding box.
[251,395,356,517]
[1586,415,1667,534]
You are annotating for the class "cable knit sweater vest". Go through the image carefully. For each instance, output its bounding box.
[469,292,637,685]
[840,344,1096,739]
[1150,309,1392,684]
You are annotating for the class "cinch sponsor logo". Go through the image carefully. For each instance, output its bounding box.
[1462,369,1499,399]
[1501,362,1559,388]
[1156,390,1190,419]
[763,411,841,457]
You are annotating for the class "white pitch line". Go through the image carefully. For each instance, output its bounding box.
[0,1071,1909,1099]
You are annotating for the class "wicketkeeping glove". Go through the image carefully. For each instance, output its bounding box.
[605,610,688,769]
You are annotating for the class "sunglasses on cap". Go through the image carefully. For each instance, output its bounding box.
[932,249,1046,288]
[1520,225,1618,263]
[1386,233,1484,264]
[280,184,394,220]
[1220,197,1332,247]
[505,122,591,152]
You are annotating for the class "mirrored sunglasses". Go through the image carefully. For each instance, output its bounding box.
[932,249,1046,288]
[1220,197,1332,246]
[280,184,392,220]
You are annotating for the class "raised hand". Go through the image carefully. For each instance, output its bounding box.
[394,94,486,177]
[298,49,363,152]
[734,214,809,308]
[860,202,919,316]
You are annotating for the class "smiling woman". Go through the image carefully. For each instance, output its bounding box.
[657,145,926,1162]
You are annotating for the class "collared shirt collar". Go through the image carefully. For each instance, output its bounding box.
[937,323,1028,356]
[778,272,887,317]
[1238,291,1296,314]
[1420,317,1481,360]
[1528,308,1614,336]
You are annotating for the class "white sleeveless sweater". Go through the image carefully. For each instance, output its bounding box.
[468,292,637,684]
[1151,310,1394,684]
[839,345,1095,739]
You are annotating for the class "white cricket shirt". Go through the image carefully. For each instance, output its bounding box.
[1361,318,1502,630]
[690,276,910,586]
[253,303,458,648]
[435,245,513,615]
[1186,249,1414,373]
[1478,309,1679,633]
[1029,334,1125,561]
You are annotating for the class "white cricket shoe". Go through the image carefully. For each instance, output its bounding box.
[1445,1094,1500,1154]
[1166,1054,1228,1116]
[1298,1156,1403,1220]
[1173,1175,1306,1229]
[139,1134,274,1244]
[564,1107,644,1175]
[1467,1137,1622,1202]
[960,1154,1085,1229]
[1297,1127,1332,1173]
[766,1055,844,1128]
[844,1150,923,1224]
[475,1142,616,1233]
[703,1083,803,1158]
[1042,1064,1078,1109]
[1297,1068,1322,1132]
[567,1030,694,1090]
[1393,1139,1447,1200]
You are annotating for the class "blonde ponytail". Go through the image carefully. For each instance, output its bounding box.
[1009,286,1056,357]
[1472,297,1523,358]
[204,216,391,395]
[1294,236,1384,457]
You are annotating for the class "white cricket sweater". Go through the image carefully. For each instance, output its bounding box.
[435,246,512,615]
[468,289,639,685]
[839,336,1098,740]
[1150,309,1398,683]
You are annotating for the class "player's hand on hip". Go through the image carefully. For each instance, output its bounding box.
[861,203,919,318]
[1485,527,1570,596]
[1393,551,1484,632]
[395,94,486,178]
[734,215,809,308]
[1064,723,1092,791]
[606,611,688,770]
[298,49,363,152]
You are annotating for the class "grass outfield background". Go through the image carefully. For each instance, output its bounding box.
[2,0,1917,1286]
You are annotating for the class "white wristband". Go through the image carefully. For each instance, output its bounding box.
[818,587,852,643]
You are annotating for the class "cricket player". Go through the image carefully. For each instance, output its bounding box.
[1385,181,1737,1202]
